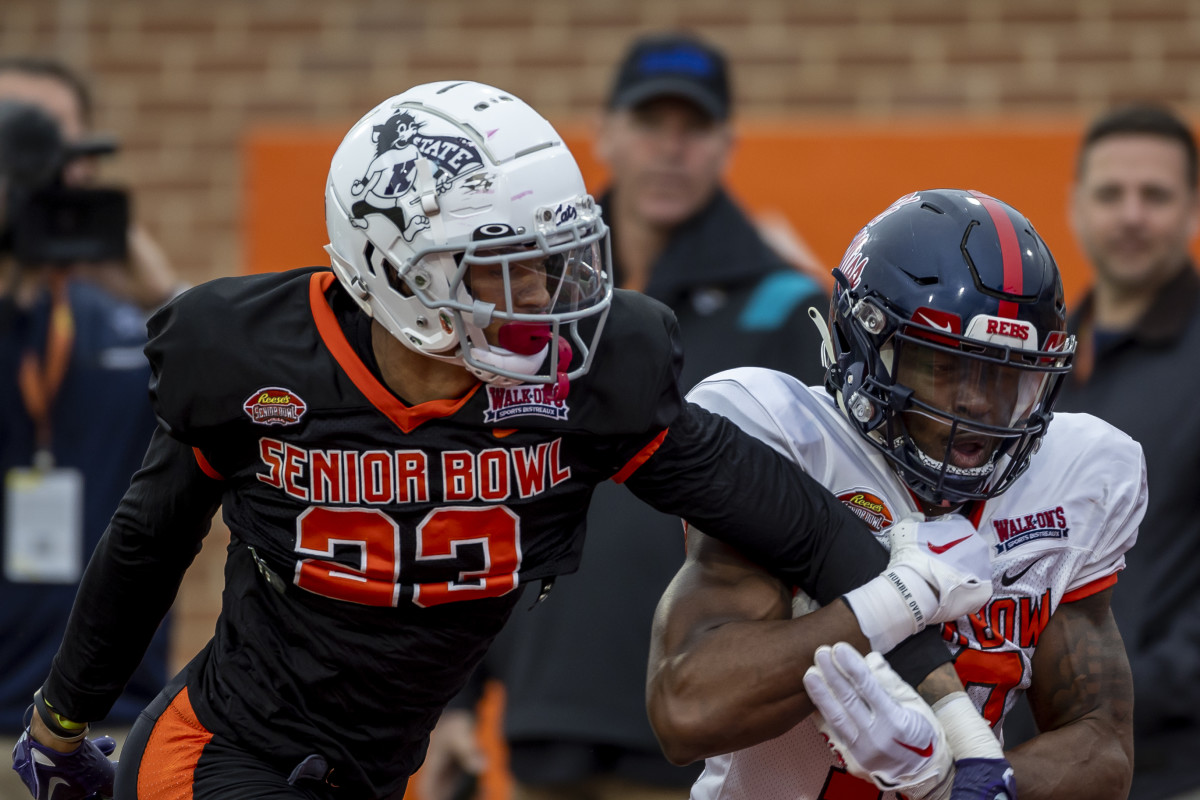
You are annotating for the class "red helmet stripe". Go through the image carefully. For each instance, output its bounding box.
[969,191,1022,318]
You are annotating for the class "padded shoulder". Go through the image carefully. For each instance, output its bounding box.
[1033,412,1145,589]
[565,289,685,435]
[146,268,326,442]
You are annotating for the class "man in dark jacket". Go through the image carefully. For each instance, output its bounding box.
[1006,104,1200,800]
[422,32,829,800]
[1060,105,1200,800]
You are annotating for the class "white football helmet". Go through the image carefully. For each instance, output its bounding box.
[325,81,613,396]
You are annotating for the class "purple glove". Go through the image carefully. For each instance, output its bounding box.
[950,758,1016,800]
[11,728,117,800]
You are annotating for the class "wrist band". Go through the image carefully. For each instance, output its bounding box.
[33,688,89,743]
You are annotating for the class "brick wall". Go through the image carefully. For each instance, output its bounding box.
[6,0,1198,667]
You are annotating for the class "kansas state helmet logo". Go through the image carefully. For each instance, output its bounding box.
[348,108,485,240]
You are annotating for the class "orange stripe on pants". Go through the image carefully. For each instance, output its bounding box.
[136,686,213,800]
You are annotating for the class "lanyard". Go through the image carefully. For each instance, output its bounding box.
[16,273,75,465]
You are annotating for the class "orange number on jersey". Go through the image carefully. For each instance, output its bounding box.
[951,648,1025,727]
[820,766,880,800]
[294,505,522,608]
[295,506,401,606]
[413,505,520,607]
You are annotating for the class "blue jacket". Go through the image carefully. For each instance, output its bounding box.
[0,278,165,732]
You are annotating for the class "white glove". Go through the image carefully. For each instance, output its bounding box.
[804,642,953,797]
[843,514,993,653]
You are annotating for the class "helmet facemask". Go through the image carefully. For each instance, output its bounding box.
[416,213,611,396]
[824,188,1076,507]
[833,289,1075,506]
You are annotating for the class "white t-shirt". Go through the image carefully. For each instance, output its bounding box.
[686,367,1145,800]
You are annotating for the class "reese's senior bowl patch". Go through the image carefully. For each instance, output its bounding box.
[244,387,307,425]
[484,384,568,423]
[836,489,895,532]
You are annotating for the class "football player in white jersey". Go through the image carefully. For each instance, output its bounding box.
[648,189,1143,800]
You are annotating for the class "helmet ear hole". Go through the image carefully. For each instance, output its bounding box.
[382,259,414,298]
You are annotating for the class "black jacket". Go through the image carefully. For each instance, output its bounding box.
[1055,266,1200,800]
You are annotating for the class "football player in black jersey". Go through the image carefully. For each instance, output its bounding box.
[12,82,994,800]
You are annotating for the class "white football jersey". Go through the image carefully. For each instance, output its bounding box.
[687,368,1145,800]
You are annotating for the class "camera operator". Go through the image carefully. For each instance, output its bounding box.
[0,57,180,309]
[0,57,176,797]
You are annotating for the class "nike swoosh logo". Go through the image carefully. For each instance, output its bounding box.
[894,737,935,758]
[917,313,953,333]
[928,534,973,554]
[1000,556,1046,587]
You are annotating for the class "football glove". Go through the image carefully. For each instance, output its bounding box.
[843,514,992,653]
[11,723,117,800]
[804,642,952,797]
[806,645,1017,800]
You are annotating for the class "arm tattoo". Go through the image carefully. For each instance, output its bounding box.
[1027,588,1133,734]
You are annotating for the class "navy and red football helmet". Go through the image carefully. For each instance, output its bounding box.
[825,189,1075,506]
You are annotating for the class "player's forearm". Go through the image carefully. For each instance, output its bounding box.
[1006,717,1133,800]
[648,599,868,764]
[628,406,889,605]
[1009,588,1134,800]
[915,661,966,706]
[43,428,221,721]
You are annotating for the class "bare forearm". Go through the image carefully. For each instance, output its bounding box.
[649,599,868,763]
[1010,588,1134,800]
[915,661,965,706]
[1006,718,1132,800]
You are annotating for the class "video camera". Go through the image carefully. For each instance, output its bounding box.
[0,99,128,265]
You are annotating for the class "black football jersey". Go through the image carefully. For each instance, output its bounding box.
[44,268,929,797]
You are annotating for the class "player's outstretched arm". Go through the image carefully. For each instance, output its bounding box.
[1006,587,1133,800]
[647,529,869,764]
[37,427,223,729]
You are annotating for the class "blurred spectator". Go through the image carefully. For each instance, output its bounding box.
[0,56,174,797]
[0,57,180,310]
[421,31,829,800]
[1064,104,1200,800]
[1007,104,1200,800]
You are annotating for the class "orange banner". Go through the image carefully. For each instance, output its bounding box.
[244,116,1114,303]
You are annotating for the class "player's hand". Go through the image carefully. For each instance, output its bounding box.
[889,514,992,625]
[417,709,485,800]
[843,514,992,652]
[12,714,117,800]
[804,643,952,797]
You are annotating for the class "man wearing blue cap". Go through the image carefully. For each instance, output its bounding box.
[422,31,829,800]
